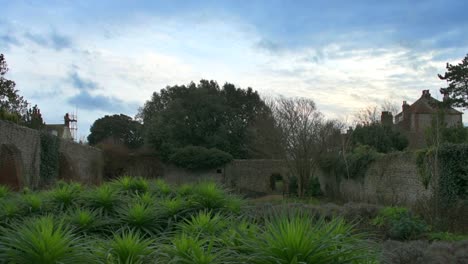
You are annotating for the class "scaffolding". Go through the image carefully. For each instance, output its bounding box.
[66,111,78,141]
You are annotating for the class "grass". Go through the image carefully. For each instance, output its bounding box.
[0,177,380,263]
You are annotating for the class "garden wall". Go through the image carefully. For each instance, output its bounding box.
[320,152,431,206]
[0,120,102,189]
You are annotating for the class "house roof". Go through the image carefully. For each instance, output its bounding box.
[396,90,463,116]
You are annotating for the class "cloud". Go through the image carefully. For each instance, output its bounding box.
[24,30,72,51]
[69,71,98,91]
[67,90,131,112]
[0,34,21,50]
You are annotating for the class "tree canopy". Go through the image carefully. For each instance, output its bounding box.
[439,54,468,109]
[0,54,28,121]
[351,123,408,153]
[138,80,272,160]
[88,114,143,149]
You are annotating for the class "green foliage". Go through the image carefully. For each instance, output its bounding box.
[352,123,408,153]
[346,145,381,179]
[179,211,227,237]
[305,176,322,197]
[249,211,377,263]
[372,207,427,240]
[428,232,468,241]
[0,185,10,199]
[39,132,60,185]
[48,181,83,210]
[139,80,272,159]
[84,183,121,213]
[437,143,468,205]
[0,216,94,263]
[116,201,162,235]
[0,54,28,119]
[22,104,45,130]
[288,176,298,196]
[169,145,233,170]
[22,193,45,214]
[67,207,103,233]
[88,114,143,149]
[112,176,149,194]
[439,53,468,108]
[103,230,154,264]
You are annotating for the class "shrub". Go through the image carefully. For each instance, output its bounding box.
[248,210,377,263]
[112,176,149,194]
[47,181,83,210]
[102,230,155,264]
[116,201,163,235]
[22,193,45,214]
[178,211,228,237]
[372,207,427,240]
[169,146,233,170]
[39,132,60,186]
[0,185,10,199]
[67,207,104,234]
[0,216,94,263]
[305,176,322,197]
[84,183,121,214]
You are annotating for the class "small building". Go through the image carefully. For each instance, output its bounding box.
[44,113,76,141]
[392,90,463,148]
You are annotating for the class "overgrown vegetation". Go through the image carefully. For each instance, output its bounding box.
[0,178,378,263]
[39,132,60,186]
[169,145,233,170]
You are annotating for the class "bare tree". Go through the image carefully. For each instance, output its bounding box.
[271,97,340,197]
[380,100,399,116]
[354,105,379,125]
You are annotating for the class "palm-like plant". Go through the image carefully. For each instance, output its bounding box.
[0,216,95,263]
[192,182,227,211]
[112,176,148,195]
[22,193,45,214]
[84,184,121,214]
[116,201,163,235]
[102,229,155,264]
[178,210,227,237]
[248,211,378,264]
[67,207,105,234]
[151,179,172,197]
[0,185,10,199]
[159,233,231,264]
[0,199,25,224]
[47,181,83,210]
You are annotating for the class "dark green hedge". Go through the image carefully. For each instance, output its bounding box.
[169,146,233,170]
[437,143,468,205]
[39,132,60,185]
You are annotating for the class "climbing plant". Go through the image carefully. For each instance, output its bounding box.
[39,132,60,185]
[416,143,468,205]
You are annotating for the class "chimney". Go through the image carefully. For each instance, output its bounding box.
[442,91,449,102]
[421,89,431,98]
[402,101,409,112]
[381,111,393,126]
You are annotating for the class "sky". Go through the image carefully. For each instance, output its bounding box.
[1,0,467,140]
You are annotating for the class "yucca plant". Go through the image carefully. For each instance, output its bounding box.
[151,179,172,197]
[112,176,149,195]
[67,207,106,234]
[0,199,25,224]
[159,233,231,264]
[84,183,121,214]
[176,184,194,197]
[248,210,378,264]
[0,216,96,263]
[22,193,46,214]
[116,201,163,235]
[102,229,155,264]
[0,185,10,199]
[159,197,189,220]
[192,182,227,211]
[47,181,83,210]
[178,210,228,237]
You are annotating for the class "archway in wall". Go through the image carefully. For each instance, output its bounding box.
[0,144,23,190]
[269,173,284,194]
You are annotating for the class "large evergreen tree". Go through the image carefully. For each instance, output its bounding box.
[439,54,468,108]
[88,114,143,149]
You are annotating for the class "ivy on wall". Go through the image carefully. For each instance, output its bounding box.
[416,143,468,206]
[39,132,60,185]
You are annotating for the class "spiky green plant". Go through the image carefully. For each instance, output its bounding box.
[159,197,188,219]
[112,176,148,195]
[151,179,172,197]
[178,211,227,237]
[0,185,10,199]
[159,233,231,264]
[22,193,45,214]
[85,184,120,214]
[0,199,24,224]
[67,207,105,234]
[192,182,227,210]
[0,216,95,263]
[248,211,378,264]
[116,201,162,235]
[102,229,155,264]
[176,184,194,197]
[48,181,83,210]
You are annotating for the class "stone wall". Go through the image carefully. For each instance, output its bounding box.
[320,152,431,207]
[224,159,290,195]
[0,120,41,188]
[0,120,102,189]
[163,165,223,185]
